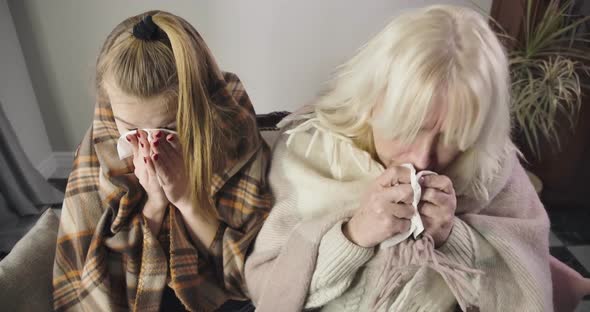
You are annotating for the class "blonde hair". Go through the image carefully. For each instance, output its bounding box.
[314,5,516,200]
[96,10,247,216]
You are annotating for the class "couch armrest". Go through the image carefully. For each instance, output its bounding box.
[0,208,59,311]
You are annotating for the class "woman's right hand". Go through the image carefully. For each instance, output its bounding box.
[127,131,169,232]
[343,166,415,248]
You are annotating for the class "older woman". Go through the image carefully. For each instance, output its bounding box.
[245,5,552,312]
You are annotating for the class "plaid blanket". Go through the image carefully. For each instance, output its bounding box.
[53,72,272,312]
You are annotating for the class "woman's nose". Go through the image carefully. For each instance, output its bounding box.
[412,142,434,171]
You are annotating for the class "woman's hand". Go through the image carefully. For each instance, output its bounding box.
[343,166,415,248]
[149,131,220,251]
[128,130,169,234]
[418,175,456,248]
[149,131,191,211]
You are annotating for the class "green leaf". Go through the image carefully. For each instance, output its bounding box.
[505,0,587,159]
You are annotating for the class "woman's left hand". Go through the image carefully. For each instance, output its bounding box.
[150,131,191,210]
[418,175,456,248]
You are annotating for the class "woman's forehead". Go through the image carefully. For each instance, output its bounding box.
[105,80,176,127]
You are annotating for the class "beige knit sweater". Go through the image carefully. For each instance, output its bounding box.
[245,118,553,312]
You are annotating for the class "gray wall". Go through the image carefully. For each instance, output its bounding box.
[8,0,492,153]
[0,0,52,168]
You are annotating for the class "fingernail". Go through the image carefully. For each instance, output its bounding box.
[153,154,159,161]
[143,157,147,163]
[155,131,162,138]
[167,135,174,142]
[153,140,159,147]
[140,143,144,148]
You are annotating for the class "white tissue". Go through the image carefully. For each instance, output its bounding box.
[380,164,437,249]
[116,128,178,160]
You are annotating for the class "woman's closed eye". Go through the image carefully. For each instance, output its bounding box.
[125,127,175,132]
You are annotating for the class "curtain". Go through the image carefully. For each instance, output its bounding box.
[0,102,63,219]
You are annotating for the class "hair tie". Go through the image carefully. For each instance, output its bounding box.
[132,15,160,41]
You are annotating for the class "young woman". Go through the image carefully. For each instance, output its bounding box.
[52,11,271,312]
[245,5,552,312]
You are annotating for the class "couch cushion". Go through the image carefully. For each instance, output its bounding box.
[256,111,290,131]
[261,129,282,148]
[0,208,59,311]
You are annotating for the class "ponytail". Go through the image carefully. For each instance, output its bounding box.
[153,14,220,218]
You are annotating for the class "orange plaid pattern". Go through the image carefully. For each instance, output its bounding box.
[53,72,272,312]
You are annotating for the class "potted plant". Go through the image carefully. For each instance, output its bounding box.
[500,0,590,193]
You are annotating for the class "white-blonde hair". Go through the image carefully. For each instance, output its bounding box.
[314,5,516,200]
